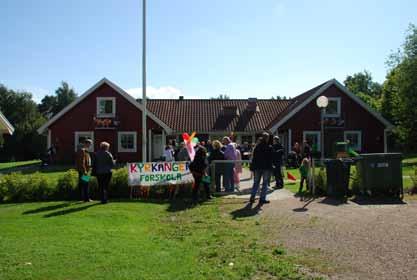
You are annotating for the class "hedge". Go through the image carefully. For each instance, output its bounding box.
[0,168,193,203]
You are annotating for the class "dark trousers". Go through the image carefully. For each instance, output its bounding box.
[223,163,234,192]
[192,173,211,202]
[272,165,284,188]
[78,172,90,202]
[299,176,307,193]
[97,173,112,203]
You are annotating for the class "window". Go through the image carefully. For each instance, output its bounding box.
[344,131,362,151]
[118,132,137,153]
[303,131,321,152]
[97,97,116,117]
[74,131,94,152]
[324,97,341,117]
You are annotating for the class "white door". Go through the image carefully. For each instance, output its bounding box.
[152,135,163,160]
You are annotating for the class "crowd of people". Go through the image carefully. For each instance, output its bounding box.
[74,133,312,205]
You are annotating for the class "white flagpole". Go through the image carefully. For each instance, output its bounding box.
[142,0,147,162]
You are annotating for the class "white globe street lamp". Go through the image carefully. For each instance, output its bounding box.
[316,95,328,163]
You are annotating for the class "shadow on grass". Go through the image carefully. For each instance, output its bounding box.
[43,202,100,218]
[230,202,262,219]
[23,202,81,215]
[107,198,202,213]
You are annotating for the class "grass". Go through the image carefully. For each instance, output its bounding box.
[0,199,308,280]
[0,160,40,171]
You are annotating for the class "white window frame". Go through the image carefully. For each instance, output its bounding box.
[74,131,94,152]
[303,130,321,152]
[96,97,116,118]
[344,130,362,151]
[324,97,341,118]
[118,131,137,153]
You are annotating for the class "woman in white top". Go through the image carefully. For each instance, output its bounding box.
[163,145,174,161]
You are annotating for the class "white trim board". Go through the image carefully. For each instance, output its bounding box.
[37,78,172,134]
[0,110,15,135]
[270,79,394,133]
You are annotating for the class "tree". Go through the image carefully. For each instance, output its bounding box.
[0,84,46,161]
[271,95,288,100]
[211,94,230,100]
[38,81,77,118]
[344,70,382,111]
[384,24,417,150]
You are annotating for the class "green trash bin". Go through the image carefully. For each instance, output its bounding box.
[324,159,353,197]
[355,153,403,198]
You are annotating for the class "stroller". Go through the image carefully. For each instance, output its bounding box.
[286,151,300,169]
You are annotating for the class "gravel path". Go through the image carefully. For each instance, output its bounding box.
[257,193,417,279]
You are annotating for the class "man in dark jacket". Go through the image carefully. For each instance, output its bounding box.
[249,132,273,204]
[272,136,284,189]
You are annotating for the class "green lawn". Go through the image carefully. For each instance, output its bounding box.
[0,160,41,171]
[0,199,307,280]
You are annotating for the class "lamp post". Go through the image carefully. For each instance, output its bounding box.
[142,0,147,162]
[316,96,328,164]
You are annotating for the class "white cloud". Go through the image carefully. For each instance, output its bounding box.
[126,86,200,99]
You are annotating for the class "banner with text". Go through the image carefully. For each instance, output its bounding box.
[127,161,194,186]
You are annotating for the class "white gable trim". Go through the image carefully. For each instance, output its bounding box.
[0,111,15,135]
[270,79,393,133]
[37,78,172,134]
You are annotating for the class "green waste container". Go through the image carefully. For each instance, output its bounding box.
[356,153,403,198]
[324,159,353,197]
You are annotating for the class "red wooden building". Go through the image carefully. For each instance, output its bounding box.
[37,78,393,162]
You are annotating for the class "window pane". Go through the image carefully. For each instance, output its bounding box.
[121,135,134,149]
[305,133,320,151]
[99,100,113,115]
[346,133,360,150]
[325,100,338,115]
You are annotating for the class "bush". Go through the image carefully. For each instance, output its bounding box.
[0,172,55,202]
[409,168,417,194]
[0,167,194,202]
[314,167,327,194]
[56,169,79,200]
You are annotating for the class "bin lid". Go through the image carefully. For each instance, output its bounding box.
[358,153,403,159]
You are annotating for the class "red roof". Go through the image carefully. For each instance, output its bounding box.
[147,99,292,133]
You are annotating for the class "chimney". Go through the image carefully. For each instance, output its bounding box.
[247,98,259,112]
[179,96,184,100]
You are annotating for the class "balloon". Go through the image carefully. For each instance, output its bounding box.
[189,131,196,141]
[182,133,189,142]
[191,137,199,145]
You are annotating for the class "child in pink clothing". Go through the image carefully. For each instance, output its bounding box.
[233,144,242,191]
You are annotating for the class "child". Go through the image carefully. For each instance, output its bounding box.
[233,143,242,191]
[189,146,211,202]
[298,157,310,195]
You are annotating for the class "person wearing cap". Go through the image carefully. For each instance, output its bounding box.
[222,136,237,192]
[249,132,273,204]
[76,138,93,202]
[272,136,284,189]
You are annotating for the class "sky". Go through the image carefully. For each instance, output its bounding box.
[1,0,416,103]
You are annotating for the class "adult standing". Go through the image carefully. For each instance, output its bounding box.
[176,142,190,161]
[249,132,273,204]
[163,145,174,161]
[302,140,312,160]
[94,142,115,204]
[272,136,284,189]
[222,136,237,192]
[208,140,225,192]
[189,146,211,202]
[76,138,92,202]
